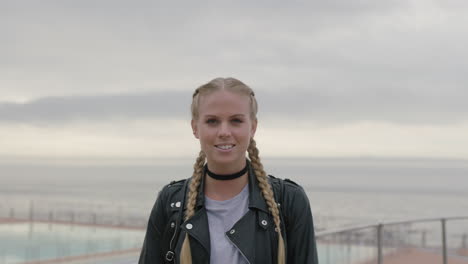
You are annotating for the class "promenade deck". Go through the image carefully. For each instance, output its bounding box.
[362,248,468,264]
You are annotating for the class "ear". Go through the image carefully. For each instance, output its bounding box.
[251,118,257,137]
[191,119,199,139]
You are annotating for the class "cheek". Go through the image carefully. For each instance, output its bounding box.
[198,128,214,142]
[234,128,252,141]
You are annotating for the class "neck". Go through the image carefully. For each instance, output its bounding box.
[206,163,248,181]
[204,167,249,201]
[206,159,247,176]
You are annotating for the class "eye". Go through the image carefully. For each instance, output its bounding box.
[206,118,218,124]
[231,118,243,123]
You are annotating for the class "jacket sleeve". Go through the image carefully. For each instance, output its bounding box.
[139,187,169,264]
[285,185,319,264]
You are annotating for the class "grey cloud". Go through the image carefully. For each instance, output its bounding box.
[259,88,468,125]
[0,91,191,124]
[1,0,468,125]
[1,88,467,125]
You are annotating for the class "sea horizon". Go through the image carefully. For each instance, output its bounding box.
[2,156,467,229]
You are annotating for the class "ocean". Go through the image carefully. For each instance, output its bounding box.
[1,157,468,230]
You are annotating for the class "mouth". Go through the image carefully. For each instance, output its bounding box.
[215,144,235,150]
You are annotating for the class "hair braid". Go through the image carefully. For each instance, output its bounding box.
[248,138,285,264]
[180,150,206,264]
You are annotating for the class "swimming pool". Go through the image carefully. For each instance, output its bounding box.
[0,221,144,264]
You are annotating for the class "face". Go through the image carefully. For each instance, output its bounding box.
[192,90,257,173]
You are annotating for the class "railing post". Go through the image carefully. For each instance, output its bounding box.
[462,233,467,249]
[29,200,34,221]
[377,223,383,264]
[118,205,123,226]
[441,218,447,264]
[93,212,97,225]
[422,230,427,248]
[9,208,14,219]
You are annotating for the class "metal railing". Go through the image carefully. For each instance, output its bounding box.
[315,216,468,264]
[3,200,468,264]
[0,199,148,228]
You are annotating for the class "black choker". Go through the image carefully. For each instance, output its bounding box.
[205,164,248,181]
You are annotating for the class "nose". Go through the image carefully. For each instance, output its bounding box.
[218,122,231,138]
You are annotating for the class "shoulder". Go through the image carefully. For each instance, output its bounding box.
[149,178,189,220]
[146,178,189,235]
[151,178,189,213]
[268,175,305,194]
[268,175,310,208]
[157,178,188,200]
[166,178,187,189]
[268,175,313,228]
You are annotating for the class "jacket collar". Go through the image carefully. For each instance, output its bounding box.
[194,159,270,213]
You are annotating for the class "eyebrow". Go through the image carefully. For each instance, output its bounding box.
[203,114,246,118]
[230,114,246,118]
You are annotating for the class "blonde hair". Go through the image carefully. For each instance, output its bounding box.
[190,77,257,120]
[182,77,285,264]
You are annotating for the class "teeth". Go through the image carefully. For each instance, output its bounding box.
[217,145,234,150]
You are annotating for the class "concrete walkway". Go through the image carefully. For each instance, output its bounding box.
[362,248,468,264]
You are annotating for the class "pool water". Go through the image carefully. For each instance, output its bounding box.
[0,222,144,264]
[317,243,378,264]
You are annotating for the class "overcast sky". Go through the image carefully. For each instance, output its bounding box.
[1,0,468,161]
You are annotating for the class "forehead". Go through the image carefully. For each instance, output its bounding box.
[198,90,251,116]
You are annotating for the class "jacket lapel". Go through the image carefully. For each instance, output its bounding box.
[181,207,211,254]
[180,160,273,263]
[225,210,257,263]
[247,163,270,214]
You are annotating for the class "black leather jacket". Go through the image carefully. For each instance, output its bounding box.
[139,164,319,264]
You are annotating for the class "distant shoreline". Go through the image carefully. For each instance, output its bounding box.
[1,156,467,167]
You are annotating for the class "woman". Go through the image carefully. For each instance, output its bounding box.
[139,78,318,264]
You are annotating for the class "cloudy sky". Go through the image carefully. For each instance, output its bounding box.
[1,0,468,162]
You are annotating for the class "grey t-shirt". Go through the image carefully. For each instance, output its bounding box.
[205,184,250,264]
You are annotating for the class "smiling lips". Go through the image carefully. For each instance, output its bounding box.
[215,144,235,150]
